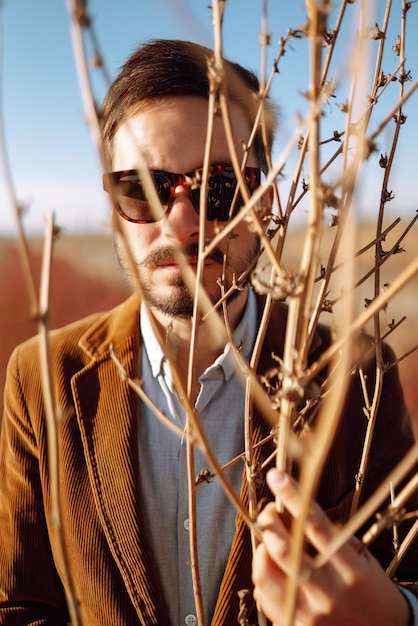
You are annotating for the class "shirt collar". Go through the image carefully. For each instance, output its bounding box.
[140,290,258,382]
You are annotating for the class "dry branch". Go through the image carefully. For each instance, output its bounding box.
[2,1,417,625]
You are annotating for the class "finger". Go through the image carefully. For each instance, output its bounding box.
[252,542,287,624]
[257,503,293,568]
[266,468,338,553]
[257,501,316,579]
[266,469,371,575]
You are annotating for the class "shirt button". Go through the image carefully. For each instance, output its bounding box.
[185,615,197,625]
[183,518,190,531]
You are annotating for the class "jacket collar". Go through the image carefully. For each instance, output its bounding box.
[78,293,141,362]
[77,291,323,369]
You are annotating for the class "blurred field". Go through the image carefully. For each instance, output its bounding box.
[1,223,417,431]
[0,234,131,420]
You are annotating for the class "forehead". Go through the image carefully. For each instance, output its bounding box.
[112,96,254,172]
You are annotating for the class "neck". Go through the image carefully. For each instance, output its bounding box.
[150,289,248,390]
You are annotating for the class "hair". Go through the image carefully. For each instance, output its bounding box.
[100,39,277,172]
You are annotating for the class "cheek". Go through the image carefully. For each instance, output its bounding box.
[114,217,159,257]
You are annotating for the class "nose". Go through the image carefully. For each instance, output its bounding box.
[162,184,200,243]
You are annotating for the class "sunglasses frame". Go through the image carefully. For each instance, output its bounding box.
[102,164,261,224]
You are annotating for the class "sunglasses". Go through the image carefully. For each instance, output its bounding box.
[102,164,261,223]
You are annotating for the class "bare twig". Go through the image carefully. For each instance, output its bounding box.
[38,211,81,625]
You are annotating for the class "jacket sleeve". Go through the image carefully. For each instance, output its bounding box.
[348,339,418,581]
[363,341,418,576]
[314,333,418,582]
[0,344,70,625]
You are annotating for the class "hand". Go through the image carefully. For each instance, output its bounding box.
[252,468,411,626]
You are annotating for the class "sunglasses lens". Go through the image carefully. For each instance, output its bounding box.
[105,171,173,223]
[207,168,237,220]
[204,166,260,221]
[118,176,153,222]
[103,166,261,223]
[152,173,173,206]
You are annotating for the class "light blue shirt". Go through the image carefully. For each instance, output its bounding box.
[400,588,418,626]
[138,291,257,626]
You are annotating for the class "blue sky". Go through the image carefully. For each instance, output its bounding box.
[1,0,417,235]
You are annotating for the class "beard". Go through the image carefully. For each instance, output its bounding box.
[114,235,260,318]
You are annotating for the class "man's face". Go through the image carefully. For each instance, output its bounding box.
[111,96,268,319]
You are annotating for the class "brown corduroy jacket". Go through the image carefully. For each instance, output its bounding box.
[1,293,417,625]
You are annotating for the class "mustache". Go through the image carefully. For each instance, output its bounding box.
[139,242,226,267]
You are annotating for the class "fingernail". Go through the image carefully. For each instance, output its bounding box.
[267,468,287,491]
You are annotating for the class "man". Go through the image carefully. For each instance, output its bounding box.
[0,39,417,626]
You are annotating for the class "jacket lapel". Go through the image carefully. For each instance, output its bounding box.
[71,295,170,625]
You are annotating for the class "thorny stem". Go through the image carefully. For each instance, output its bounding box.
[38,212,81,625]
[221,292,269,626]
[184,62,219,626]
[281,3,330,625]
[66,0,107,168]
[307,254,418,383]
[350,0,408,517]
[283,0,350,221]
[305,17,362,352]
[0,5,83,622]
[368,77,418,143]
[314,442,418,569]
[211,9,272,624]
[186,435,205,626]
[68,5,256,625]
[279,0,325,477]
[109,349,184,439]
[318,217,399,282]
[361,472,418,548]
[327,213,418,309]
[368,0,394,511]
[385,343,418,372]
[306,0,385,354]
[386,517,418,577]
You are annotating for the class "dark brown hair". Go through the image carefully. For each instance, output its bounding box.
[100,39,276,172]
